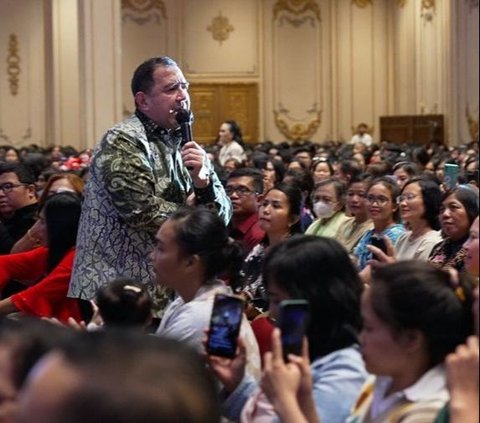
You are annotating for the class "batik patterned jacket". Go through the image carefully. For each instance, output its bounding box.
[69,113,231,313]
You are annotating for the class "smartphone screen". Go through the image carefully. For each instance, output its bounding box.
[444,163,460,190]
[369,236,387,255]
[206,294,244,358]
[278,299,309,361]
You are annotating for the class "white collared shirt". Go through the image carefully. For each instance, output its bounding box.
[370,364,448,420]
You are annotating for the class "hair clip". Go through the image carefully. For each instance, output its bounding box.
[123,285,142,293]
[454,286,466,302]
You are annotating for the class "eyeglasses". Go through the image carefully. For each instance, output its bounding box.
[0,183,28,194]
[225,186,257,197]
[365,195,390,206]
[396,193,418,204]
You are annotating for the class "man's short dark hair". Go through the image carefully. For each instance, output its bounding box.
[0,162,35,184]
[131,56,178,97]
[52,331,221,423]
[228,167,264,194]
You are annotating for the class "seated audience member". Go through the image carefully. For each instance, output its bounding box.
[354,177,405,270]
[310,157,334,184]
[252,155,286,193]
[0,193,82,322]
[293,147,314,170]
[152,207,260,378]
[208,236,367,423]
[348,261,474,422]
[372,177,443,263]
[11,172,84,254]
[335,175,373,254]
[3,146,20,163]
[392,161,420,189]
[0,163,38,254]
[222,158,243,177]
[238,183,302,320]
[17,331,221,423]
[306,178,350,238]
[217,120,247,166]
[0,318,74,422]
[283,168,315,232]
[270,261,475,423]
[88,278,153,331]
[337,159,363,185]
[434,216,479,423]
[350,123,373,147]
[225,168,265,255]
[429,185,479,272]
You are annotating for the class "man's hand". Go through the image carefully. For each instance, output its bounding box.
[181,141,210,188]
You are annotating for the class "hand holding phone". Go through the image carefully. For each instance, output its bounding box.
[278,300,309,362]
[444,163,460,190]
[369,235,387,258]
[206,294,244,358]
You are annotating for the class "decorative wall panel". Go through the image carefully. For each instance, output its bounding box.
[181,0,259,76]
[0,0,45,147]
[271,0,323,141]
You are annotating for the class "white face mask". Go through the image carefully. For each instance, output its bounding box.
[313,201,335,219]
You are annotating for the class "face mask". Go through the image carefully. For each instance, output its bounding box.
[313,201,335,219]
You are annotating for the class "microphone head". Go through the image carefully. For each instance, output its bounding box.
[175,108,193,125]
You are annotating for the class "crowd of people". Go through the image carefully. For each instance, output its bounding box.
[0,56,478,422]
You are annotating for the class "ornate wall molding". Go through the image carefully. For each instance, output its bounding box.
[396,0,407,7]
[352,0,372,8]
[121,0,166,25]
[273,0,321,23]
[274,106,322,141]
[466,105,479,141]
[207,12,234,45]
[421,0,435,21]
[7,34,20,96]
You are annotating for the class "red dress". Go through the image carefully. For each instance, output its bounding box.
[0,247,81,323]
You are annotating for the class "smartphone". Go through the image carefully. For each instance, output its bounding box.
[278,299,309,361]
[206,294,244,358]
[369,236,387,256]
[444,163,460,190]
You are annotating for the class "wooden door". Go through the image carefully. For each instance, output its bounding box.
[189,83,258,145]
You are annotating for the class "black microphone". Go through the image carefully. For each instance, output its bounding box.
[175,108,194,147]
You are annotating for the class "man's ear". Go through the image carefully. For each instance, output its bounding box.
[255,193,264,205]
[134,92,147,111]
[400,328,425,354]
[185,254,201,270]
[26,184,36,198]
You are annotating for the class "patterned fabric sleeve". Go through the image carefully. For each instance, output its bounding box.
[96,133,181,233]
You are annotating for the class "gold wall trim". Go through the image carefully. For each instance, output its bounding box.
[273,0,321,22]
[122,0,166,25]
[7,34,20,96]
[274,108,322,141]
[466,105,479,141]
[352,0,372,8]
[207,12,234,45]
[421,0,435,21]
[396,0,407,7]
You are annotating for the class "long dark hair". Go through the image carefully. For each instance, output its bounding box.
[263,235,363,359]
[44,192,82,272]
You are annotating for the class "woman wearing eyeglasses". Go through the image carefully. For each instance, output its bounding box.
[353,177,405,270]
[392,177,444,260]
